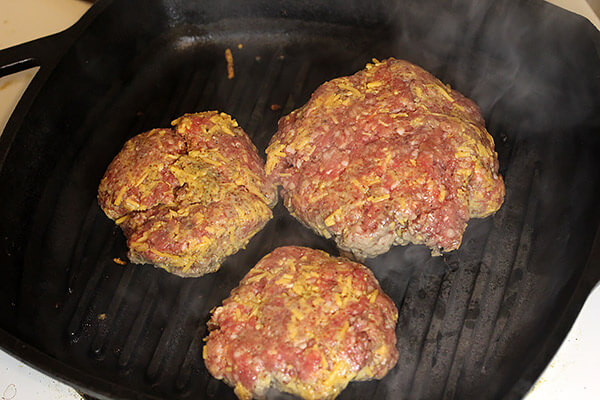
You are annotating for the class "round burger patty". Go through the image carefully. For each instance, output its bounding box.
[266,58,505,258]
[98,111,277,277]
[203,246,398,400]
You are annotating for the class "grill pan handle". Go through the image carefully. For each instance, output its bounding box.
[0,31,78,166]
[0,1,105,160]
[0,33,68,77]
[0,0,105,78]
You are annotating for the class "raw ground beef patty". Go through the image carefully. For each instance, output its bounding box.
[203,246,398,400]
[266,58,505,258]
[98,111,277,277]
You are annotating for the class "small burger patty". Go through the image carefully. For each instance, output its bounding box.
[98,112,277,277]
[266,58,505,258]
[203,246,398,400]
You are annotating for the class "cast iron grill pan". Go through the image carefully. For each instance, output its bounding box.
[0,0,599,399]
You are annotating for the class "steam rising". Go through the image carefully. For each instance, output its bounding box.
[387,0,599,136]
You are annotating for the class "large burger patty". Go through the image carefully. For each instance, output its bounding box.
[266,58,505,258]
[203,246,398,400]
[98,111,277,277]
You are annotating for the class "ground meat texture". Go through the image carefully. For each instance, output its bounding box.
[98,111,277,277]
[266,58,505,258]
[203,246,398,400]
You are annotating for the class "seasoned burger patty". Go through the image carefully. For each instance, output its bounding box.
[98,112,277,277]
[204,246,398,400]
[266,58,505,258]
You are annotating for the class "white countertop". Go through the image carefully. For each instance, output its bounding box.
[0,1,599,399]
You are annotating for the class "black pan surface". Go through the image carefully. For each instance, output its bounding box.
[0,0,599,399]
